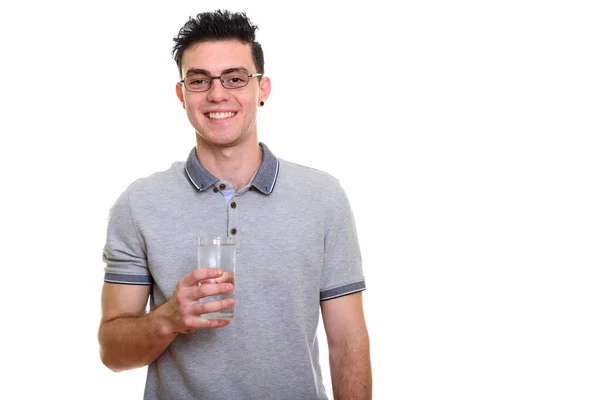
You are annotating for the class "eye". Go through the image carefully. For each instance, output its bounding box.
[187,75,210,86]
[222,73,249,88]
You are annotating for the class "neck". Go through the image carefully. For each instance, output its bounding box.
[195,136,262,191]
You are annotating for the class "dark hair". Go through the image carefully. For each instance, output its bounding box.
[172,10,264,77]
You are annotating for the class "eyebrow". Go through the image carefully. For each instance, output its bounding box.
[184,67,249,77]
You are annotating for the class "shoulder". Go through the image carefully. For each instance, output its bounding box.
[274,158,351,215]
[126,161,187,198]
[277,158,342,190]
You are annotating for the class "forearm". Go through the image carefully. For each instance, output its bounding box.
[329,333,372,400]
[98,305,177,372]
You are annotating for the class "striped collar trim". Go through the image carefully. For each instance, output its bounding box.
[184,142,279,194]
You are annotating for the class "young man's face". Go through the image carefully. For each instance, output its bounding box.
[176,40,270,148]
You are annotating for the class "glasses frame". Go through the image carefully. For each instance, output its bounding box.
[180,70,263,92]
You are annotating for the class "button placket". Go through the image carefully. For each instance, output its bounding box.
[228,195,239,238]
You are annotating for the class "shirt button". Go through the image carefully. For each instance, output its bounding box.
[213,187,218,193]
[219,183,226,190]
[230,202,237,209]
[230,228,238,235]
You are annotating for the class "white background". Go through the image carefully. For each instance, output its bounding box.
[1,0,599,399]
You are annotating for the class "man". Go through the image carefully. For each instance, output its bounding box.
[99,10,371,400]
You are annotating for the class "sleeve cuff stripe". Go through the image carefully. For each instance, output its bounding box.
[320,281,366,301]
[104,273,153,285]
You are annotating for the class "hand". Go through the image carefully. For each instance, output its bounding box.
[159,268,235,335]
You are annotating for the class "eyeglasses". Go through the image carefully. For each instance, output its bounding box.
[180,69,262,92]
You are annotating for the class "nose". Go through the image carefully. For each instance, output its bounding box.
[206,77,230,103]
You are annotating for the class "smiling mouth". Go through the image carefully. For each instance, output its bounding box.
[205,112,237,120]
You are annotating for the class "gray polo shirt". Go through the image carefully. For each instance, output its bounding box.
[103,143,365,400]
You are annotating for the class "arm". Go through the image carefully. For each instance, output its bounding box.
[321,292,372,400]
[98,268,235,372]
[98,283,173,372]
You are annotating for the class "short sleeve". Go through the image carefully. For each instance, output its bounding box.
[102,188,152,285]
[320,179,366,301]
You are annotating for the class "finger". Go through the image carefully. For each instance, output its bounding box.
[179,268,222,287]
[221,271,234,284]
[197,282,234,299]
[178,282,234,302]
[201,319,231,329]
[203,272,234,285]
[190,297,236,316]
[183,317,231,331]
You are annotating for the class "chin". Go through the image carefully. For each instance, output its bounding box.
[197,132,242,147]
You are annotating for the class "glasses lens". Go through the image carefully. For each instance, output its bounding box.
[221,71,249,89]
[185,74,211,92]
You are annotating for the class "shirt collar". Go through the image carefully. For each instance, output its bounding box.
[184,142,279,194]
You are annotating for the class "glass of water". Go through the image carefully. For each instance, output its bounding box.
[197,236,236,319]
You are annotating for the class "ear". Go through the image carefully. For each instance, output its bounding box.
[259,76,271,104]
[176,82,186,109]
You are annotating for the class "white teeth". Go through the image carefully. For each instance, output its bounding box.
[208,112,236,120]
